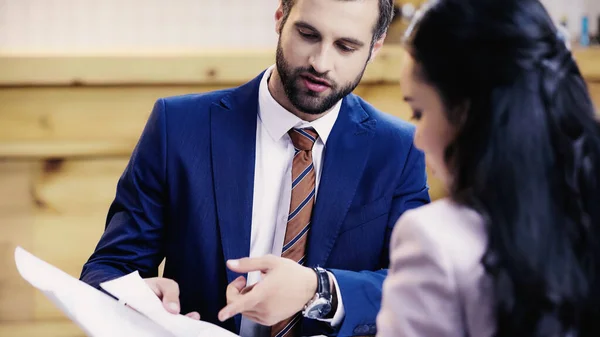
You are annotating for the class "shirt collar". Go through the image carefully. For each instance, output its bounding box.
[258,65,341,144]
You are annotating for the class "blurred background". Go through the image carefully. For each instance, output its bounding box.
[0,0,598,336]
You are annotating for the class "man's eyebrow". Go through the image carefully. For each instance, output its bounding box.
[294,21,319,32]
[338,37,364,47]
[294,21,365,47]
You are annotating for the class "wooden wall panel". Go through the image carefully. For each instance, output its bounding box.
[0,158,123,322]
[0,81,598,158]
[0,162,36,321]
[0,211,36,322]
[354,84,412,121]
[0,84,411,158]
[0,321,84,337]
[575,48,600,82]
[32,159,126,215]
[0,86,228,158]
[1,82,595,158]
[32,213,110,320]
[0,157,158,323]
[31,158,127,320]
[590,82,600,113]
[0,83,448,203]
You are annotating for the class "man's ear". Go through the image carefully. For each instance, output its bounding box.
[275,3,284,35]
[367,33,387,63]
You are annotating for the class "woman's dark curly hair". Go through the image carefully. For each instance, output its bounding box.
[405,0,600,335]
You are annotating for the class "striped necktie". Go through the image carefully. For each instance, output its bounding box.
[270,128,319,337]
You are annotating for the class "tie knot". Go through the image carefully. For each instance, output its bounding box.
[289,128,319,151]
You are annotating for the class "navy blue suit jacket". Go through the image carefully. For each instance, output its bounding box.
[80,71,430,336]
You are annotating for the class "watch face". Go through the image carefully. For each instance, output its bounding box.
[305,298,332,319]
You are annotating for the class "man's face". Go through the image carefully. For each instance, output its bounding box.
[275,0,384,115]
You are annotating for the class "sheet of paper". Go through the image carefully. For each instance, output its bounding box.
[100,271,239,337]
[15,246,175,337]
[15,246,319,337]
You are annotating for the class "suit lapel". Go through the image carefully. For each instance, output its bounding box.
[307,95,376,267]
[210,73,263,285]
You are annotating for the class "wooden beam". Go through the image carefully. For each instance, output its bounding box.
[0,84,414,159]
[1,46,598,86]
[0,82,598,159]
[0,47,404,86]
[0,142,135,159]
[0,86,227,158]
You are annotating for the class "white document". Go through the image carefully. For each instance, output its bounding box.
[100,271,238,337]
[14,246,238,337]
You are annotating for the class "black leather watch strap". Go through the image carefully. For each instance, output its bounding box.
[313,266,331,300]
[325,278,338,319]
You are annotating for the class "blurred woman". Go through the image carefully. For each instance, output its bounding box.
[376,0,600,336]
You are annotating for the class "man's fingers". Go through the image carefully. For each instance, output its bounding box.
[231,276,247,292]
[226,276,247,304]
[145,278,163,297]
[145,278,181,314]
[185,311,201,320]
[160,282,181,314]
[218,290,261,322]
[226,256,276,274]
[240,283,256,295]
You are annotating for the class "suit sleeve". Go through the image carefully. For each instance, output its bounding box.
[375,209,463,337]
[328,141,430,336]
[80,99,168,288]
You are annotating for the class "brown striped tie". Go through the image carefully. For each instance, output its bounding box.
[270,128,319,337]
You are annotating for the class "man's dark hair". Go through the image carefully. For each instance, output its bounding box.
[280,0,395,42]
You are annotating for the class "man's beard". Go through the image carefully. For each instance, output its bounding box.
[275,39,368,115]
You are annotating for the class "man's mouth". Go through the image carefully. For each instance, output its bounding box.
[300,74,331,93]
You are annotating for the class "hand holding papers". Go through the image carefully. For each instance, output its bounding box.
[14,246,238,337]
[100,271,238,337]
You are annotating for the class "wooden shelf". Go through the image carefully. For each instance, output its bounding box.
[0,141,135,159]
[1,46,597,86]
[0,47,404,86]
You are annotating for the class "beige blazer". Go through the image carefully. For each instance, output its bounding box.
[376,198,496,337]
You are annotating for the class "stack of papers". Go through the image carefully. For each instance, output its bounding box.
[14,246,238,337]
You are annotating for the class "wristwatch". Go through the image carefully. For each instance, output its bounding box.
[302,266,332,319]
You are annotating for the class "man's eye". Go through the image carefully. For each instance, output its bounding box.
[337,44,356,53]
[299,31,317,39]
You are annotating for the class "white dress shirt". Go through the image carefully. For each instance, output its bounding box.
[239,65,345,337]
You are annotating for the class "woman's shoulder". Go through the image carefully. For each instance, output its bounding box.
[397,197,484,231]
[392,197,488,275]
[392,198,495,335]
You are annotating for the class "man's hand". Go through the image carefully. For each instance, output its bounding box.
[144,277,201,320]
[217,255,317,326]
